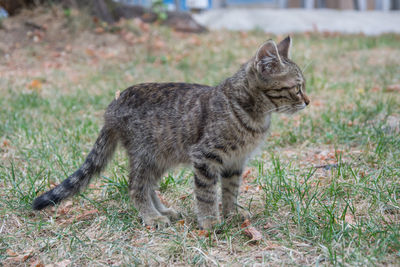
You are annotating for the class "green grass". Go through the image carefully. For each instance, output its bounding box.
[0,9,399,265]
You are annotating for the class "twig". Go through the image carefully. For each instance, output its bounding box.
[24,21,46,31]
[313,163,339,170]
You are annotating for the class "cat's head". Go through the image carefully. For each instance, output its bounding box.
[247,36,310,114]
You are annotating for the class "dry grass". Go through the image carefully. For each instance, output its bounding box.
[1,6,399,266]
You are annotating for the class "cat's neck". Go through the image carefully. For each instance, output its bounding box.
[220,64,275,123]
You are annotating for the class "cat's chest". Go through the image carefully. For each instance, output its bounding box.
[232,115,271,156]
[227,118,270,159]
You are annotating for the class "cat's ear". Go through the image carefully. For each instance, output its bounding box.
[277,36,292,59]
[255,40,283,65]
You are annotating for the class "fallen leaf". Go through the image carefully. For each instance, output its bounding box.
[85,48,96,57]
[312,100,323,107]
[242,184,250,192]
[29,79,42,90]
[371,86,381,92]
[58,200,73,215]
[269,132,280,137]
[242,169,251,179]
[60,209,98,225]
[94,27,105,34]
[264,241,280,250]
[30,260,45,267]
[5,249,33,263]
[6,249,17,256]
[385,84,400,92]
[196,230,209,237]
[74,209,98,220]
[241,219,262,243]
[179,194,189,200]
[153,39,166,49]
[2,139,10,147]
[177,220,185,226]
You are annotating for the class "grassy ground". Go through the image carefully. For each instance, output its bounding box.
[1,7,399,266]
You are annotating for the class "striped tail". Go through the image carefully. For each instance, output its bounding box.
[32,127,117,210]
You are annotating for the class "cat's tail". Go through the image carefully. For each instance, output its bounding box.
[32,126,118,210]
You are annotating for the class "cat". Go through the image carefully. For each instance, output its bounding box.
[32,36,309,229]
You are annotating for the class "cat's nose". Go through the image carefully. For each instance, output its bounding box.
[303,94,310,106]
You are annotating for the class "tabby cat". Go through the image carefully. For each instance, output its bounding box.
[33,36,309,229]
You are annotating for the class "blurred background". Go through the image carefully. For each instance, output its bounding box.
[1,0,399,35]
[119,0,400,11]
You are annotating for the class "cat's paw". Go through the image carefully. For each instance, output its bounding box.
[161,208,181,221]
[223,209,251,223]
[198,217,221,230]
[143,215,171,229]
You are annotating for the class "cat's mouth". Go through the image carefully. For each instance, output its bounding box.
[279,103,307,114]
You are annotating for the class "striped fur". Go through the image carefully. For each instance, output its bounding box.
[32,36,309,229]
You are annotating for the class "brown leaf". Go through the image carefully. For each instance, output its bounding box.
[177,220,185,226]
[30,260,44,267]
[28,79,42,90]
[60,209,98,225]
[85,48,96,57]
[385,84,400,92]
[196,229,209,237]
[242,184,250,192]
[5,249,33,263]
[58,200,73,215]
[6,249,17,257]
[264,241,280,250]
[74,209,98,221]
[371,86,381,92]
[94,27,105,34]
[179,194,189,200]
[241,219,262,243]
[242,168,252,179]
[2,139,10,147]
[153,39,166,49]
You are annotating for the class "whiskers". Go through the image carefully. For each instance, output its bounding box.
[301,60,314,73]
[266,103,306,115]
[266,105,294,114]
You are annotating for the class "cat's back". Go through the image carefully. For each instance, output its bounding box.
[105,82,217,124]
[116,82,211,107]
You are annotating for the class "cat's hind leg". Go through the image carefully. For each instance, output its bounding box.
[128,163,171,228]
[150,190,181,221]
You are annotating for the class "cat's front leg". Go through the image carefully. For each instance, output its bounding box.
[221,168,250,220]
[192,161,220,230]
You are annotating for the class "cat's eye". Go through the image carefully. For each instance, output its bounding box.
[295,85,301,94]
